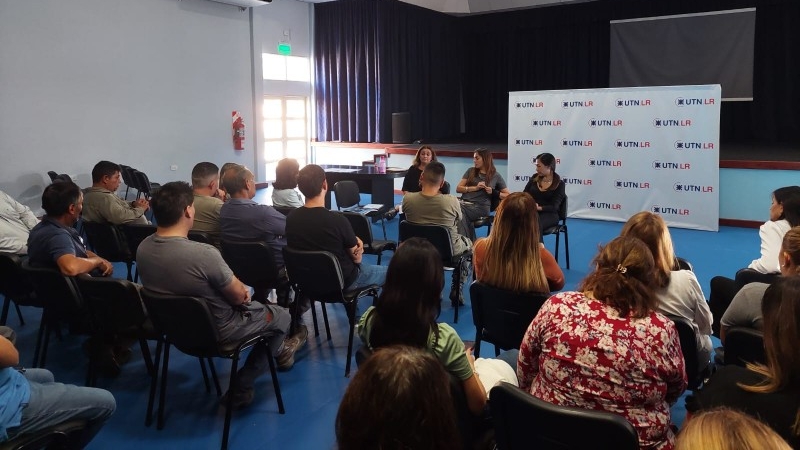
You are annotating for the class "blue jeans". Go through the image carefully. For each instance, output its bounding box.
[346,263,388,291]
[496,349,519,372]
[8,369,116,448]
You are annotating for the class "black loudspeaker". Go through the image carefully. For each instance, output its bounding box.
[392,112,411,144]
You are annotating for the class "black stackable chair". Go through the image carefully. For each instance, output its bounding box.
[666,314,707,390]
[490,382,640,450]
[282,247,379,377]
[140,290,284,450]
[82,221,134,281]
[0,419,88,450]
[724,327,766,367]
[220,240,285,303]
[341,212,396,265]
[273,205,297,217]
[471,189,501,237]
[675,256,694,272]
[399,221,471,323]
[0,253,37,326]
[333,180,388,239]
[75,276,157,387]
[470,281,549,357]
[542,195,570,269]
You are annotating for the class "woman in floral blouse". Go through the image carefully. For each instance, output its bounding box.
[517,236,687,450]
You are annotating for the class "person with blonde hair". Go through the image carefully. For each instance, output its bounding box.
[620,211,713,368]
[335,346,460,450]
[686,275,800,448]
[720,226,800,342]
[518,236,686,450]
[474,192,564,293]
[676,408,791,450]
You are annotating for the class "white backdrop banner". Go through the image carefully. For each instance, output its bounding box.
[507,85,721,231]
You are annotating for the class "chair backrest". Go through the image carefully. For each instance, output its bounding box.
[20,261,86,326]
[440,180,451,195]
[119,164,134,187]
[0,253,26,297]
[724,327,766,367]
[341,211,375,246]
[665,314,700,389]
[470,282,548,352]
[187,230,212,245]
[273,205,296,217]
[140,290,222,357]
[675,257,693,272]
[220,240,281,291]
[282,247,346,300]
[82,221,131,262]
[133,170,154,197]
[399,220,455,262]
[121,223,157,260]
[76,275,148,333]
[490,382,640,450]
[333,180,360,210]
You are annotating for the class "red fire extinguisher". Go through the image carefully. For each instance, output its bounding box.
[232,111,245,150]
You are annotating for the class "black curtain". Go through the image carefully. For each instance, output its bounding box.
[314,0,461,143]
[315,0,800,152]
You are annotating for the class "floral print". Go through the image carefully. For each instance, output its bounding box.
[518,291,687,450]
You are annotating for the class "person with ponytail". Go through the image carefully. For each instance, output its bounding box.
[687,276,800,448]
[517,236,686,450]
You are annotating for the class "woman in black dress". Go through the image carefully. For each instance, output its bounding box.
[523,152,565,234]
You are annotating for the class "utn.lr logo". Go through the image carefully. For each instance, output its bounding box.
[653,161,690,170]
[674,184,713,193]
[587,200,621,210]
[514,175,531,182]
[563,178,592,186]
[616,99,651,107]
[654,119,692,127]
[615,180,650,189]
[515,139,543,146]
[588,159,622,167]
[515,101,544,108]
[562,100,594,108]
[675,141,714,150]
[652,206,690,216]
[615,140,651,149]
[561,139,593,147]
[675,97,715,106]
[531,120,562,127]
[588,119,623,127]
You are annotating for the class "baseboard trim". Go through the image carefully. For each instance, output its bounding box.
[719,218,761,229]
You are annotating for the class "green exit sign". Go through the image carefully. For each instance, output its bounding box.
[277,43,291,55]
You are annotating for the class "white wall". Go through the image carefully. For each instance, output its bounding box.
[0,0,311,213]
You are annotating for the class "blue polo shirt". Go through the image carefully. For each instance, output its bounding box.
[26,217,87,269]
[219,198,287,266]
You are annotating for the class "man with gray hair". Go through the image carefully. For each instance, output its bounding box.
[0,189,39,254]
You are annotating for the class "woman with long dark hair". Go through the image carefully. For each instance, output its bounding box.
[456,149,510,241]
[523,152,566,233]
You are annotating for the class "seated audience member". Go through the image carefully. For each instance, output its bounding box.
[359,238,518,417]
[27,181,113,277]
[336,346,460,450]
[455,149,510,241]
[217,162,240,201]
[0,333,116,447]
[271,158,304,209]
[708,186,800,335]
[518,236,686,450]
[522,152,566,234]
[676,409,791,450]
[219,165,287,265]
[473,192,564,293]
[136,182,302,407]
[82,160,150,225]
[402,161,471,303]
[286,164,387,290]
[720,226,800,342]
[190,162,224,246]
[620,211,713,369]
[401,145,438,195]
[0,189,39,254]
[686,276,800,448]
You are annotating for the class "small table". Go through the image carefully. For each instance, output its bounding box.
[323,165,407,209]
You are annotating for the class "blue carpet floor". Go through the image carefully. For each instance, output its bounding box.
[3,192,758,449]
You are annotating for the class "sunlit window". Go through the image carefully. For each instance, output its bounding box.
[262,96,309,181]
[263,54,310,82]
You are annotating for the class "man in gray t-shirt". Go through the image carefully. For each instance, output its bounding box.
[136,181,303,408]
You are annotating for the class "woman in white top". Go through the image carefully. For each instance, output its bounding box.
[271,158,304,208]
[621,211,713,369]
[708,186,800,335]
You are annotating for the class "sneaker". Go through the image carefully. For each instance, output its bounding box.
[276,336,301,371]
[220,387,255,409]
[291,324,309,350]
[384,208,398,221]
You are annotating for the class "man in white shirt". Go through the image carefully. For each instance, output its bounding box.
[0,190,39,254]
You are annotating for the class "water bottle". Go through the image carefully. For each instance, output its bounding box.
[377,155,387,174]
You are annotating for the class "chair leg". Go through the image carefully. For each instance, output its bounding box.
[344,302,357,377]
[208,358,221,396]
[377,252,382,266]
[563,228,570,269]
[380,218,387,240]
[321,303,332,341]
[310,300,320,337]
[266,342,285,414]
[221,353,241,450]
[14,303,23,326]
[126,262,133,282]
[494,345,501,357]
[199,358,211,393]
[32,318,47,367]
[157,342,171,430]
[554,232,561,263]
[145,340,163,427]
[0,297,10,325]
[139,338,155,378]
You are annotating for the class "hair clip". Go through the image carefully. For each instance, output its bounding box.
[616,264,627,274]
